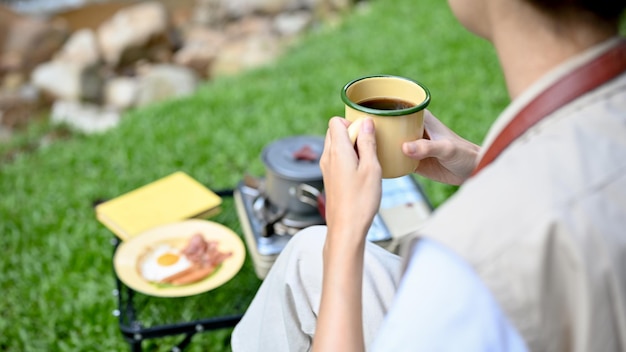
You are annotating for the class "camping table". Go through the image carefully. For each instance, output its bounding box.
[109,190,261,351]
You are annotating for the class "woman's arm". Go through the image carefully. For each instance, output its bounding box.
[312,117,382,352]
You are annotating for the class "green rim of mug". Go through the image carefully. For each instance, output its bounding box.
[341,75,431,116]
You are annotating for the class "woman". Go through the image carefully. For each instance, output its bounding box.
[232,0,626,349]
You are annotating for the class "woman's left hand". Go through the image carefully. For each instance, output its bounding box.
[320,117,382,248]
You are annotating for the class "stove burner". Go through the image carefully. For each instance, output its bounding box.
[235,180,312,261]
[273,211,325,236]
[281,211,324,229]
[252,196,287,237]
[252,193,325,237]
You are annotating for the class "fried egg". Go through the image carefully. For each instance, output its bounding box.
[139,244,193,283]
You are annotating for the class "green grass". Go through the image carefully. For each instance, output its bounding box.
[0,0,507,350]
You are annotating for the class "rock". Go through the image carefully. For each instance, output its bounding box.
[0,0,355,137]
[220,0,304,17]
[0,5,69,77]
[31,60,102,102]
[52,1,140,32]
[0,125,11,142]
[136,64,198,107]
[328,0,353,11]
[2,72,26,93]
[0,5,16,51]
[0,85,42,131]
[174,45,217,79]
[192,0,225,27]
[54,28,101,67]
[104,76,139,110]
[218,0,342,18]
[211,15,284,76]
[225,15,273,39]
[51,100,121,134]
[273,10,313,37]
[173,26,226,78]
[211,32,283,77]
[96,1,171,67]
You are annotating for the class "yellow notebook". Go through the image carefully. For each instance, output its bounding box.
[95,171,222,241]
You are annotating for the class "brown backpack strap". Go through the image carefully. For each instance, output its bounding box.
[471,39,626,177]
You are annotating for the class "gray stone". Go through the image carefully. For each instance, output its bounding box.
[51,100,121,134]
[54,28,101,67]
[2,72,26,93]
[173,26,226,78]
[0,5,69,76]
[225,15,273,39]
[210,32,283,77]
[273,11,313,37]
[104,76,139,110]
[96,1,170,66]
[31,60,102,101]
[136,64,199,107]
[192,0,225,27]
[0,124,11,142]
[219,0,309,17]
[0,86,42,131]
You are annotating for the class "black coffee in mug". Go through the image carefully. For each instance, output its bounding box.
[357,97,416,110]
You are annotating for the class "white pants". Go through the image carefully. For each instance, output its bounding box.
[231,225,403,351]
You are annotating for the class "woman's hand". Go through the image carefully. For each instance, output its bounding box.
[402,110,481,185]
[320,117,382,247]
[313,116,381,352]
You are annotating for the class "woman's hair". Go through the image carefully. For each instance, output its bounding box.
[526,0,626,21]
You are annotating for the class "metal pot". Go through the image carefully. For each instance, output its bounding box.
[261,135,325,215]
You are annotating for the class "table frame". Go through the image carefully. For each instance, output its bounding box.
[109,189,247,351]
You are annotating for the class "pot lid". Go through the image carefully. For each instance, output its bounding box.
[262,135,324,181]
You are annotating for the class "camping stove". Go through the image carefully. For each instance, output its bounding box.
[234,175,433,279]
[233,176,320,279]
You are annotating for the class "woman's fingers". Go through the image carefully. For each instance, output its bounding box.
[403,138,454,161]
[322,117,355,173]
[354,118,381,175]
[323,117,380,177]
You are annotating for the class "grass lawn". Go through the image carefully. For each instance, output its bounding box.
[0,0,508,350]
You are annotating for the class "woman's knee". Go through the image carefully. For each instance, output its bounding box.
[268,225,327,277]
[283,225,327,255]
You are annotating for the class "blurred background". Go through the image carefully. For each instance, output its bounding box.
[0,0,507,350]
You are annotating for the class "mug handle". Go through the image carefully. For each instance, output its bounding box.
[347,118,365,145]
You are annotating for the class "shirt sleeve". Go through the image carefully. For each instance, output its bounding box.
[371,238,528,352]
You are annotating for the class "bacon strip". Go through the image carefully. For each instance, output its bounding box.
[162,233,233,285]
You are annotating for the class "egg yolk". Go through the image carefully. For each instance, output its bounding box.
[157,253,180,266]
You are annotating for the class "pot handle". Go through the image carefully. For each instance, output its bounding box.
[296,184,326,219]
[295,183,320,207]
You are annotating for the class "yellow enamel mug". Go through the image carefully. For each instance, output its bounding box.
[342,75,430,178]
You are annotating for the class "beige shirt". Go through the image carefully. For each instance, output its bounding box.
[415,37,626,352]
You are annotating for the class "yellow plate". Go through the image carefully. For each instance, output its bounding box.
[113,219,246,297]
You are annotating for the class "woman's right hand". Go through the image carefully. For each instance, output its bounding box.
[402,110,481,185]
